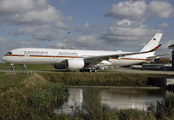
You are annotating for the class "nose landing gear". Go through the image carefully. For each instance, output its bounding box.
[10,63,15,71]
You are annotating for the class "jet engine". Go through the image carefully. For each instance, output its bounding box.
[66,59,85,70]
[54,64,66,69]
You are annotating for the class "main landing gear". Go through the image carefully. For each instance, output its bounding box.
[23,64,32,74]
[80,69,97,72]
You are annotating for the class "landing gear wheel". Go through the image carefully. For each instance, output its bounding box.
[93,69,97,72]
[12,67,15,71]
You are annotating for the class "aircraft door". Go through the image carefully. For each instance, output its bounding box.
[20,51,23,57]
[134,55,137,61]
[52,52,57,58]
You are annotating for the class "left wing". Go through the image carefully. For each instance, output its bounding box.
[84,44,162,64]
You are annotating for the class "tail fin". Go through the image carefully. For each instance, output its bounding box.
[140,33,163,52]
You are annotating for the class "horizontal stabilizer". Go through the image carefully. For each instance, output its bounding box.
[147,54,170,59]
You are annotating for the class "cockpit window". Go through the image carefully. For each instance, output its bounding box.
[5,52,12,55]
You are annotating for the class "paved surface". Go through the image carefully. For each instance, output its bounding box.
[112,68,174,75]
[1,68,174,75]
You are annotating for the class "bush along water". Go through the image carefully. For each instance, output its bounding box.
[39,72,150,86]
[0,83,69,120]
[27,83,68,116]
[147,94,174,120]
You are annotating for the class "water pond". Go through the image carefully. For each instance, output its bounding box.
[54,87,173,115]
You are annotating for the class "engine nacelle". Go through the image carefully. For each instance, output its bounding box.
[66,59,85,70]
[54,64,66,69]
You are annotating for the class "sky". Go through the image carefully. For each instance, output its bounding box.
[1,0,174,62]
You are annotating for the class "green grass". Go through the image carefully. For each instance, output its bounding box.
[0,63,55,70]
[0,63,114,72]
[0,72,9,81]
[0,72,29,94]
[0,73,51,105]
[0,63,23,70]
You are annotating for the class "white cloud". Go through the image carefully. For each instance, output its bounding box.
[54,42,67,48]
[0,36,39,62]
[147,1,173,18]
[8,26,36,36]
[161,39,174,49]
[104,0,174,20]
[141,17,147,22]
[8,25,68,40]
[0,0,73,26]
[75,22,104,33]
[104,1,147,19]
[58,0,68,5]
[94,22,104,27]
[32,25,67,40]
[19,38,38,47]
[156,23,171,29]
[74,35,104,49]
[113,19,146,28]
[55,21,71,29]
[101,19,162,47]
[76,22,92,31]
[0,37,15,61]
[0,0,47,16]
[4,5,73,25]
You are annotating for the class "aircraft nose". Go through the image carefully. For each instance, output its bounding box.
[1,56,7,62]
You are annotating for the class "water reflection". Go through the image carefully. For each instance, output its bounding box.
[54,87,170,115]
[100,87,164,110]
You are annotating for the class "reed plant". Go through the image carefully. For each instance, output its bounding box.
[27,83,68,110]
[25,83,68,119]
[39,72,150,86]
[148,94,174,120]
[0,72,69,119]
[109,108,156,120]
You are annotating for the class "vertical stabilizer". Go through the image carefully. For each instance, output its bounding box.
[140,33,163,52]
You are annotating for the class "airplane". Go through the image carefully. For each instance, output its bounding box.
[1,33,165,72]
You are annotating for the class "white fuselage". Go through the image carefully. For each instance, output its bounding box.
[2,48,151,67]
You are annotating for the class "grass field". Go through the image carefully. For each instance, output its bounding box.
[0,63,55,70]
[0,63,113,72]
